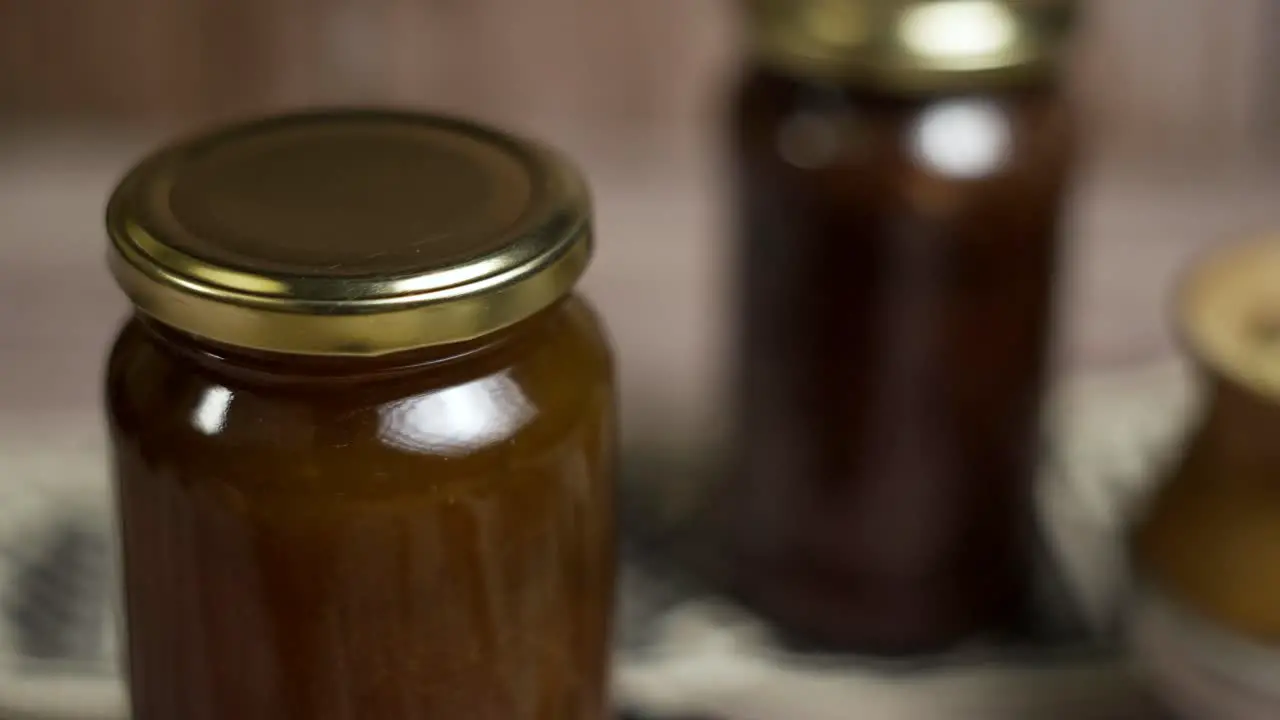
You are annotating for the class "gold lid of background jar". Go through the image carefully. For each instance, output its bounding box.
[107,109,592,356]
[742,0,1077,89]
[1181,237,1280,398]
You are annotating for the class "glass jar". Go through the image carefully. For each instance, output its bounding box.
[725,0,1077,653]
[1132,238,1280,718]
[104,111,616,720]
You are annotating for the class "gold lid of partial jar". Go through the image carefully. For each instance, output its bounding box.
[1181,237,1280,398]
[107,109,592,356]
[742,0,1077,89]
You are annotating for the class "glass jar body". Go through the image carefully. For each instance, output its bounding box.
[106,296,616,720]
[726,67,1075,653]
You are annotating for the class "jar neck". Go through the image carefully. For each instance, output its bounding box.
[1199,372,1280,466]
[750,62,1063,101]
[137,301,561,383]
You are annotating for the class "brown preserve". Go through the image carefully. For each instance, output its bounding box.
[726,0,1076,653]
[104,111,616,719]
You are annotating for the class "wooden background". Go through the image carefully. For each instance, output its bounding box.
[2,0,1278,167]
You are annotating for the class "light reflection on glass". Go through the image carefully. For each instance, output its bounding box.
[910,99,1011,179]
[192,386,233,436]
[378,373,536,456]
[899,1,1017,64]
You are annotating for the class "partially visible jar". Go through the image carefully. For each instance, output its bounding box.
[1132,238,1280,719]
[725,0,1078,653]
[105,111,616,720]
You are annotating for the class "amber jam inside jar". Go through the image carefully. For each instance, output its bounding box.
[726,0,1077,653]
[104,111,615,720]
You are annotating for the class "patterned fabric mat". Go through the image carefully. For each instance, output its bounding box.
[0,362,1194,720]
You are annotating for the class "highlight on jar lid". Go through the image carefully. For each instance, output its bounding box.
[106,109,592,356]
[1180,236,1280,398]
[742,0,1077,88]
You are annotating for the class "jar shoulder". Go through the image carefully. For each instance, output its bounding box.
[106,297,614,478]
[730,68,1075,183]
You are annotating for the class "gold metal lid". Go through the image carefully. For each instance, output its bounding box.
[1181,237,1280,398]
[742,0,1077,89]
[107,109,592,356]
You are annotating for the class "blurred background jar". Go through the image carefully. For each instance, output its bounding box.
[1131,238,1280,718]
[723,0,1078,654]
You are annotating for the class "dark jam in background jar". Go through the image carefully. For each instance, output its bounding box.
[726,0,1077,654]
[105,111,616,720]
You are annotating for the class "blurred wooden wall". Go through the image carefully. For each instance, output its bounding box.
[0,0,281,122]
[1071,0,1279,169]
[1,0,1276,168]
[0,0,735,162]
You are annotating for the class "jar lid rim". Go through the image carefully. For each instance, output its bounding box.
[107,109,592,356]
[1181,235,1280,398]
[742,0,1078,89]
